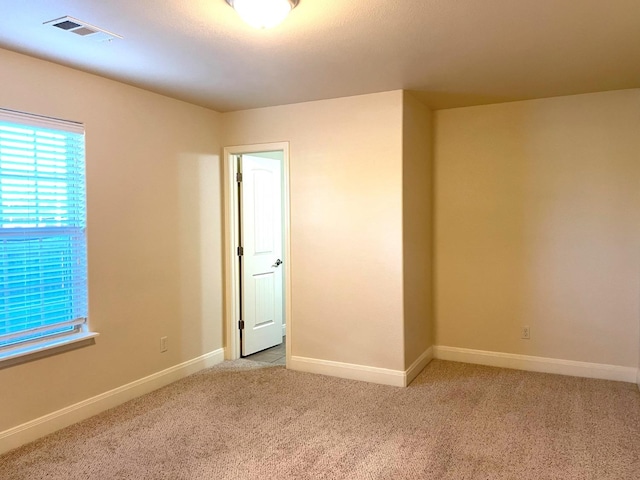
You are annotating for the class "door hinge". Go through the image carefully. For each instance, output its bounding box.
[238,320,245,330]
[237,246,244,256]
[236,172,243,182]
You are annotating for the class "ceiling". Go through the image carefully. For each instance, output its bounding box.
[0,0,639,112]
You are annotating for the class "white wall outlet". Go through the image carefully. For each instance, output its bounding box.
[521,326,530,340]
[160,336,168,353]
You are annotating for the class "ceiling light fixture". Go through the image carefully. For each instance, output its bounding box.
[225,0,299,29]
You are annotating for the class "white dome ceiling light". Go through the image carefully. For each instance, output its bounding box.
[225,0,299,29]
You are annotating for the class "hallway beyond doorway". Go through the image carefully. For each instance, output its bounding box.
[244,337,286,365]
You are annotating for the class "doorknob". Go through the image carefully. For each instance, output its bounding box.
[272,259,283,268]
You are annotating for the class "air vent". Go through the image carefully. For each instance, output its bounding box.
[44,16,123,42]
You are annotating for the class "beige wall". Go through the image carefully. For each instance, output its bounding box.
[223,91,406,370]
[402,92,434,368]
[435,89,640,368]
[0,48,224,431]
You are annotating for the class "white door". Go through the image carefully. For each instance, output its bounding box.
[239,154,284,356]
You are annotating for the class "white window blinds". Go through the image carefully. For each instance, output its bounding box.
[0,108,88,350]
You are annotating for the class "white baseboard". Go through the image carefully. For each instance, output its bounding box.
[0,348,225,455]
[289,349,434,388]
[405,347,434,386]
[289,355,406,387]
[434,346,638,383]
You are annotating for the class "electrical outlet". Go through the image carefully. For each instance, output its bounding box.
[160,336,168,353]
[521,326,530,340]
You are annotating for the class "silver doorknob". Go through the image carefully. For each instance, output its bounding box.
[272,259,283,267]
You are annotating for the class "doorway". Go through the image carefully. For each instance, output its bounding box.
[223,143,291,365]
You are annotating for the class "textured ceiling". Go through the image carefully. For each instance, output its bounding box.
[0,0,639,112]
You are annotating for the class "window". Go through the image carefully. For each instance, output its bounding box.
[0,108,94,365]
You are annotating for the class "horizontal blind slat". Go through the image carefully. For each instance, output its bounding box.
[0,318,85,344]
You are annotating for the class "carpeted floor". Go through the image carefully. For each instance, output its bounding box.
[1,359,639,479]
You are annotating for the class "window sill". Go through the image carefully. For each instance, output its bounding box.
[0,332,99,369]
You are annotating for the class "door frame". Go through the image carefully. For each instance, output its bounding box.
[223,142,292,363]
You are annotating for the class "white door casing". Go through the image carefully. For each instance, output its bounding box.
[240,154,284,356]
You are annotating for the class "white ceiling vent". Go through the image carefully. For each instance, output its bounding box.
[44,16,123,42]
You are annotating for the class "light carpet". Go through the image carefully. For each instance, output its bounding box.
[1,359,639,479]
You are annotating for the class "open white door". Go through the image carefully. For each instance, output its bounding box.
[239,154,284,356]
